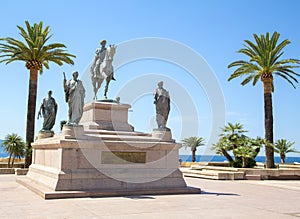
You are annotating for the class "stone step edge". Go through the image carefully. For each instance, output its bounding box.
[17,177,201,199]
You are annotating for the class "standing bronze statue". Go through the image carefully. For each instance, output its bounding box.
[63,71,86,125]
[154,81,170,129]
[38,90,58,132]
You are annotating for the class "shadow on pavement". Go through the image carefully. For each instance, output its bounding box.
[201,190,240,196]
[125,195,156,200]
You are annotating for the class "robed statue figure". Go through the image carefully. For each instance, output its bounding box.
[153,81,170,129]
[38,90,58,131]
[63,71,86,125]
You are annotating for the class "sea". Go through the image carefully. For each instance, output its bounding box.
[1,150,299,164]
[1,139,299,164]
[179,155,300,164]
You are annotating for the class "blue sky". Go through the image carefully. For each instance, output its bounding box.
[1,0,300,156]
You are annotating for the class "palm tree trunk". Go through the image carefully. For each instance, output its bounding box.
[254,147,260,158]
[263,80,275,168]
[8,153,12,168]
[192,149,196,162]
[25,68,38,168]
[280,153,285,164]
[232,144,239,160]
[11,155,15,167]
[221,148,233,162]
[242,157,248,168]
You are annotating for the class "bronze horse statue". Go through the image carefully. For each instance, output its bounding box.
[90,45,116,99]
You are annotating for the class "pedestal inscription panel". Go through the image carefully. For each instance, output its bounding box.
[101,151,146,164]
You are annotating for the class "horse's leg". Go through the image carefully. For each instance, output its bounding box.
[91,78,98,100]
[93,61,103,100]
[104,75,112,99]
[97,78,104,99]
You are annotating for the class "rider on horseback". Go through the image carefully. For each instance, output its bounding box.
[93,40,116,81]
[90,40,117,100]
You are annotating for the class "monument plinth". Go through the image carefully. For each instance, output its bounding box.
[18,101,200,199]
[80,101,134,132]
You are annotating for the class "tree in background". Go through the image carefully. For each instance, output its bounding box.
[220,122,247,160]
[212,137,233,162]
[1,133,25,168]
[0,21,75,167]
[228,32,300,168]
[182,137,205,162]
[212,122,264,168]
[274,139,299,163]
[233,137,262,168]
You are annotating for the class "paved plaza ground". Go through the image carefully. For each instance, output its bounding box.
[0,174,300,218]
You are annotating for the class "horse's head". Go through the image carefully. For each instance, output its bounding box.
[105,45,116,61]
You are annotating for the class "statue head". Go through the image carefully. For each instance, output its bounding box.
[72,71,79,80]
[100,40,107,46]
[158,81,163,88]
[48,90,52,97]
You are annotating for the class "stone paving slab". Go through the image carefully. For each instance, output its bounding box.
[0,175,300,218]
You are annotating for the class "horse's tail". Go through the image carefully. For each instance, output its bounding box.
[90,62,95,77]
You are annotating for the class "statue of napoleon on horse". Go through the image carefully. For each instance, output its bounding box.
[90,40,116,100]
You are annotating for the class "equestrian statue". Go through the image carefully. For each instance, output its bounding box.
[90,40,116,100]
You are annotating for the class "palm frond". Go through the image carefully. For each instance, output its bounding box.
[0,20,75,71]
[182,136,205,151]
[227,31,300,91]
[274,72,297,88]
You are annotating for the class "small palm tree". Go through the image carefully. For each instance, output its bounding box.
[228,32,300,168]
[0,21,75,167]
[221,122,248,160]
[212,137,234,162]
[1,134,25,168]
[234,137,262,168]
[274,139,299,163]
[234,146,256,168]
[249,136,266,157]
[182,137,205,162]
[221,122,247,138]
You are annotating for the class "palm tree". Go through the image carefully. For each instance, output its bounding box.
[234,136,263,168]
[1,134,25,168]
[221,122,247,159]
[0,21,75,167]
[222,122,246,137]
[182,136,205,162]
[11,140,25,167]
[212,137,234,162]
[228,32,300,168]
[249,136,266,157]
[212,123,247,162]
[274,139,299,163]
[234,145,257,168]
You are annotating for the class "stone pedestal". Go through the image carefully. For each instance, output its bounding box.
[61,125,84,139]
[38,131,54,139]
[80,101,134,131]
[152,128,173,142]
[18,101,200,199]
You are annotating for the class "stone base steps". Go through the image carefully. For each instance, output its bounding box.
[0,168,15,174]
[181,166,300,180]
[182,168,244,180]
[83,129,175,143]
[0,163,24,168]
[85,133,162,142]
[0,168,28,175]
[244,174,262,180]
[85,129,151,137]
[17,176,201,199]
[191,165,239,172]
